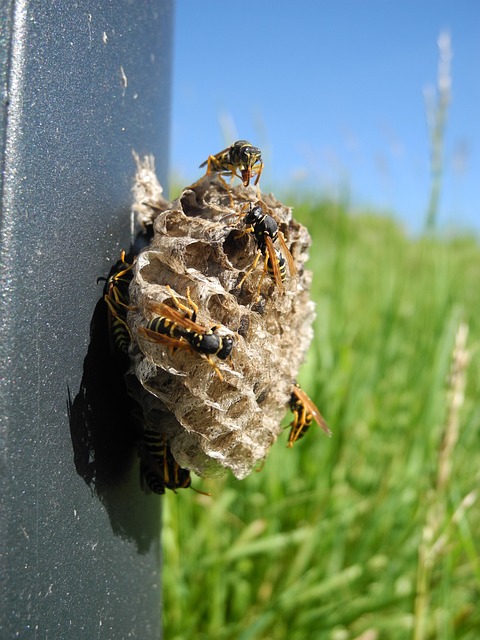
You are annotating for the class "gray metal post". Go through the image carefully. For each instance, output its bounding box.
[0,1,173,637]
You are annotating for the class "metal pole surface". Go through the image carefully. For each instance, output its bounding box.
[0,1,173,637]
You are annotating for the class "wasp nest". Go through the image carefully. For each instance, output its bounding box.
[127,158,315,479]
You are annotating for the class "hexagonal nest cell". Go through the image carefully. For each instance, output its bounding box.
[127,156,316,479]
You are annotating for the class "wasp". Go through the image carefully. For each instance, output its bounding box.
[237,204,296,296]
[287,383,331,447]
[138,286,234,381]
[139,430,209,495]
[200,140,263,188]
[99,251,135,355]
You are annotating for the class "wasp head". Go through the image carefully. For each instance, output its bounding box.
[243,205,264,227]
[229,141,263,186]
[239,145,261,167]
[216,335,234,360]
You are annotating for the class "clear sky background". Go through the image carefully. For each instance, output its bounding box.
[171,1,479,233]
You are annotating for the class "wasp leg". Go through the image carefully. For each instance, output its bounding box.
[113,263,135,283]
[188,156,219,189]
[104,294,134,329]
[106,284,136,312]
[254,165,263,200]
[217,171,234,207]
[253,164,264,199]
[287,404,309,447]
[287,408,301,448]
[165,285,198,321]
[253,163,264,186]
[203,355,224,382]
[190,485,212,497]
[206,155,222,176]
[185,287,199,320]
[236,250,262,290]
[255,458,266,473]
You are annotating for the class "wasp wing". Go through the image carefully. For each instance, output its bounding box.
[278,232,297,277]
[265,236,284,293]
[138,326,196,353]
[199,145,230,168]
[145,300,210,334]
[292,385,331,436]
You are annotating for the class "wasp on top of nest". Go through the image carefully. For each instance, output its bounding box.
[200,140,263,187]
[193,140,263,206]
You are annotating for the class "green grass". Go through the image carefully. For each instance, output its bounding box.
[161,199,480,640]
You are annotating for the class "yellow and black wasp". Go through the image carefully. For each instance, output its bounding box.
[237,204,296,296]
[287,383,331,447]
[139,429,209,495]
[99,251,135,356]
[138,286,234,381]
[200,140,263,188]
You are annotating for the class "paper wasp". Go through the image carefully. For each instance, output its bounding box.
[200,140,263,188]
[138,286,234,380]
[237,204,296,296]
[139,430,208,495]
[287,383,331,447]
[99,251,135,355]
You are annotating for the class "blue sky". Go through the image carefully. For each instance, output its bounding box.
[171,1,479,232]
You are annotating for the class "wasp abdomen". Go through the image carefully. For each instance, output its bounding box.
[147,316,185,340]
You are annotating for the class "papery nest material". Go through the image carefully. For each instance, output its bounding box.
[127,158,315,479]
